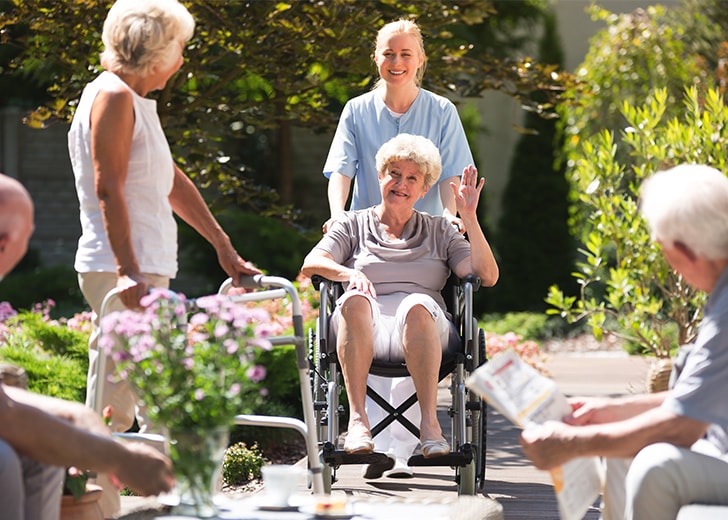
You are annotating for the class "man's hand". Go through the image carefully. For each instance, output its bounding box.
[519,421,578,470]
[113,442,174,497]
[567,397,627,426]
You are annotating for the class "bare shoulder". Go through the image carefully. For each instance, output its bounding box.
[91,83,134,127]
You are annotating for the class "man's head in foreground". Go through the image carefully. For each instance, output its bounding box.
[0,173,34,279]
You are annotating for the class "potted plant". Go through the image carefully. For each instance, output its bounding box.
[101,290,273,517]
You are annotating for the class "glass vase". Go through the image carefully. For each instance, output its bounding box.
[166,426,229,518]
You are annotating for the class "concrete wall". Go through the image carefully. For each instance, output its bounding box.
[0,108,80,268]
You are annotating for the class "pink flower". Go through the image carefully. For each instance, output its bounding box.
[246,365,266,383]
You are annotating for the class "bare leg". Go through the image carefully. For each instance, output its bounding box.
[401,304,443,443]
[337,295,375,451]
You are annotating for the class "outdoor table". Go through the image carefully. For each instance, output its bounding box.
[154,492,504,520]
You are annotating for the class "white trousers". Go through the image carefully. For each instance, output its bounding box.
[331,292,453,461]
[603,442,728,520]
[78,271,169,518]
[0,439,64,520]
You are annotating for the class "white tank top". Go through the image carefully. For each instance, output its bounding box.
[68,71,177,277]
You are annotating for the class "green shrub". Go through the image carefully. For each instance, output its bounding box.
[222,442,265,486]
[0,337,87,402]
[0,306,90,403]
[481,312,585,341]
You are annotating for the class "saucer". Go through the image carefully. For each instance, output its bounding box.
[299,504,355,519]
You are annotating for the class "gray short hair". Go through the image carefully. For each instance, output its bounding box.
[100,0,195,77]
[375,134,442,189]
[640,164,728,259]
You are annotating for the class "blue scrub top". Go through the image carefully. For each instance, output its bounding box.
[323,88,475,216]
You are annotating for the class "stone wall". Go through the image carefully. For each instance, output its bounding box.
[0,108,80,268]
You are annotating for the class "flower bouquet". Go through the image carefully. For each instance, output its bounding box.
[100,289,273,517]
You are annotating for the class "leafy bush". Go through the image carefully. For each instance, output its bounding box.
[547,87,727,358]
[482,311,584,341]
[222,442,265,486]
[0,301,91,402]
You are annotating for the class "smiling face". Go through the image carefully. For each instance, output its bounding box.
[375,32,425,87]
[379,159,429,209]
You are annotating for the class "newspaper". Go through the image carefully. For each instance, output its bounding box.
[465,349,603,520]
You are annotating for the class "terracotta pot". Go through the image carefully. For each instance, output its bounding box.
[60,484,104,520]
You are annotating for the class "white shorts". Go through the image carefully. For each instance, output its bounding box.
[330,291,456,362]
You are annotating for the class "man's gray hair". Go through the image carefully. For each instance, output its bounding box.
[640,164,728,259]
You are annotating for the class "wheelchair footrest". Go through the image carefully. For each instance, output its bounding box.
[321,445,392,467]
[407,444,474,467]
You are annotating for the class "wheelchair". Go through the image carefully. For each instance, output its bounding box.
[308,273,487,495]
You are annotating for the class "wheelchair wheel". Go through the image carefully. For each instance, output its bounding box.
[308,328,328,442]
[473,327,487,489]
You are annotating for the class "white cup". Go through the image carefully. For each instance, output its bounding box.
[261,464,305,507]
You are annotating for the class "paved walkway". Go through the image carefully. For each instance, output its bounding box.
[118,352,653,519]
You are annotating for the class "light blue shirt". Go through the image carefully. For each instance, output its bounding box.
[323,88,475,216]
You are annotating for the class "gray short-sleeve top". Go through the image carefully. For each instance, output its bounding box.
[313,208,471,316]
[662,266,728,454]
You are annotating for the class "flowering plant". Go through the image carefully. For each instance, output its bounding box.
[100,289,273,432]
[485,331,549,376]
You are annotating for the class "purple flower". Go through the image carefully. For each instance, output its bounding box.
[190,313,210,326]
[214,323,229,338]
[224,338,239,354]
[194,389,205,401]
[246,365,267,383]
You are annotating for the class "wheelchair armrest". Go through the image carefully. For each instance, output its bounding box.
[461,274,481,292]
[311,274,333,288]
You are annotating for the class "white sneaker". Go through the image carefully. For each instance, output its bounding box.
[383,457,413,478]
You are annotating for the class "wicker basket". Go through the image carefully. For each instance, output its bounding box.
[646,357,673,393]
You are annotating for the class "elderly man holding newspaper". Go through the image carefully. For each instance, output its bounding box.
[519,164,728,519]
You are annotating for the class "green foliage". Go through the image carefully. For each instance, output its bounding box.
[176,208,319,294]
[0,309,89,402]
[559,4,713,231]
[252,345,301,420]
[481,311,580,341]
[482,312,548,340]
[222,442,265,486]
[1,0,576,214]
[547,86,728,357]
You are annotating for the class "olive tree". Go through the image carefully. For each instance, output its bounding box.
[546,87,728,357]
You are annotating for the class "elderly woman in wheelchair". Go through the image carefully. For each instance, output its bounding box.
[301,133,498,461]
